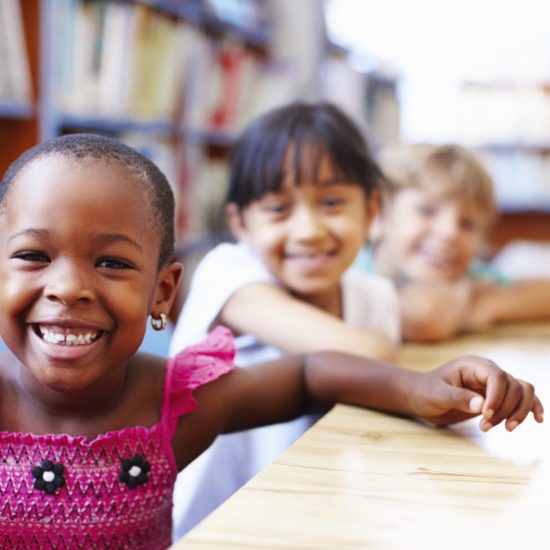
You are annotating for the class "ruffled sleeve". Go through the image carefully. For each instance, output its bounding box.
[161,326,235,439]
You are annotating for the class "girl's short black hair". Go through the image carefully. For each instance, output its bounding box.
[0,133,175,268]
[226,101,382,208]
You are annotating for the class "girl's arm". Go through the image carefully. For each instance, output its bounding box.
[465,279,550,330]
[219,282,397,362]
[398,279,473,342]
[172,352,543,470]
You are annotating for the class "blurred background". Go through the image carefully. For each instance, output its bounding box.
[1,0,550,352]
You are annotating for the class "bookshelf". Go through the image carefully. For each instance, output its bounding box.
[0,0,282,244]
[0,0,39,177]
[39,0,273,137]
[456,80,550,249]
[40,0,279,240]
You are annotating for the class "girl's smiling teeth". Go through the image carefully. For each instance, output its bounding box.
[286,251,336,273]
[287,251,334,261]
[35,325,102,346]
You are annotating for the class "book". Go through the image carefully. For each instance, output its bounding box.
[0,0,32,101]
[97,2,135,115]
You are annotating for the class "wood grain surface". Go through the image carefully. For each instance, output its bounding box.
[173,323,550,549]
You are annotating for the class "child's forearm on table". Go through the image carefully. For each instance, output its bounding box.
[303,351,416,416]
[470,279,550,325]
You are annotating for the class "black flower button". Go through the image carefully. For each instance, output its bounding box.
[31,460,66,495]
[119,455,151,489]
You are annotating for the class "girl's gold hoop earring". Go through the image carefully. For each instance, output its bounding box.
[151,312,168,332]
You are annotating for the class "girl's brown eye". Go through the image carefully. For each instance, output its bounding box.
[322,197,343,207]
[266,204,287,214]
[97,258,132,269]
[12,251,49,263]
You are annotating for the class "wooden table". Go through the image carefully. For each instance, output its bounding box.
[172,323,550,549]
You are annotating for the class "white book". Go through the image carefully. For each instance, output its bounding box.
[97,2,134,115]
[182,28,216,129]
[241,59,299,125]
[0,0,32,101]
[131,13,182,118]
[63,1,101,113]
[52,0,77,110]
[151,18,188,119]
[0,1,10,98]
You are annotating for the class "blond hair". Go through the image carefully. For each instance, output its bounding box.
[377,143,496,226]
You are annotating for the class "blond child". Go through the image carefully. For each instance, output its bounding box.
[357,143,550,341]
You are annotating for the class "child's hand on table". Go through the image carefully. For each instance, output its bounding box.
[407,356,544,431]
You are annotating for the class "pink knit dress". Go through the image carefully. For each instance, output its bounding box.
[0,326,235,549]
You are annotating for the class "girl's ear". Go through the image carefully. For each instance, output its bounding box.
[225,202,248,243]
[365,188,382,241]
[151,260,184,319]
[368,213,384,245]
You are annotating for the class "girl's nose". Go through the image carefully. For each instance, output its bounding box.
[291,205,326,241]
[44,262,95,305]
[434,211,461,239]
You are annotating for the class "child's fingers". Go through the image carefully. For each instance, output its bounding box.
[482,376,523,429]
[531,396,545,423]
[429,357,544,430]
[504,389,538,431]
[482,378,539,432]
[477,366,509,420]
[504,385,544,430]
[483,395,544,432]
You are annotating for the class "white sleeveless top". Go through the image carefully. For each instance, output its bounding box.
[169,242,400,538]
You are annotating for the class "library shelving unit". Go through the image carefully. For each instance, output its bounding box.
[45,0,276,240]
[1,0,277,244]
[458,80,550,249]
[39,0,273,137]
[0,0,40,177]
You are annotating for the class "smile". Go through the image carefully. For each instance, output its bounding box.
[34,325,102,346]
[419,248,455,269]
[286,251,334,269]
[287,250,335,261]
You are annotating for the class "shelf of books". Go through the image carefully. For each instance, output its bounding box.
[0,0,32,107]
[26,0,289,243]
[0,0,38,176]
[42,0,273,135]
[458,80,550,214]
[452,79,550,248]
[0,0,296,245]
